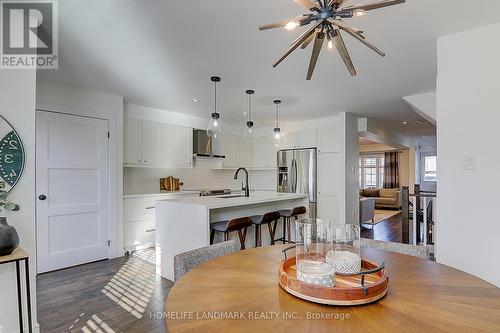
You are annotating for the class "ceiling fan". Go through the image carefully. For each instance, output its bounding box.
[259,0,406,79]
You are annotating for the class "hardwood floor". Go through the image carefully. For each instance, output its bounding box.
[361,210,402,243]
[37,249,172,333]
[36,213,403,333]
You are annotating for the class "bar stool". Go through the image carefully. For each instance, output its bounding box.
[210,217,253,250]
[277,206,307,244]
[251,211,281,247]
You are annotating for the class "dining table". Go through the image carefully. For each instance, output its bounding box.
[165,244,500,332]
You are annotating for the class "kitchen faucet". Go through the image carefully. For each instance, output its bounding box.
[234,167,250,197]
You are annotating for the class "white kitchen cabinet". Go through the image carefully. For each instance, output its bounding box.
[142,120,164,165]
[279,129,317,149]
[296,129,317,148]
[252,136,277,169]
[235,137,252,167]
[220,134,237,168]
[317,152,341,220]
[317,126,339,153]
[124,117,143,164]
[123,193,199,252]
[164,123,193,168]
[279,132,297,149]
[124,118,193,168]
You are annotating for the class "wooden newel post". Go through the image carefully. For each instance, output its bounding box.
[401,186,410,244]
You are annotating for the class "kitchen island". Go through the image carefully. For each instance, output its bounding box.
[155,192,309,280]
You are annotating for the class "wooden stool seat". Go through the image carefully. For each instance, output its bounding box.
[251,211,281,247]
[210,217,252,250]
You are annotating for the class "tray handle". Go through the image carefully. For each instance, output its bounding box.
[281,246,296,260]
[359,261,386,295]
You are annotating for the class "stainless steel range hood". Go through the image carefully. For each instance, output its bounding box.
[193,129,225,158]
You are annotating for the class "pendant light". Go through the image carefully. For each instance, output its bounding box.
[273,99,283,148]
[273,99,282,139]
[243,90,256,144]
[207,76,222,139]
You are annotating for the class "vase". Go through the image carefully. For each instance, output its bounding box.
[0,217,19,256]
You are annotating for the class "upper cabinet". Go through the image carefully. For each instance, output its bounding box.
[220,134,237,168]
[124,117,143,164]
[317,126,340,154]
[124,118,193,168]
[279,129,317,149]
[252,136,277,169]
[296,129,317,148]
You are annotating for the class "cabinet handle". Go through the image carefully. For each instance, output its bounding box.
[145,229,155,233]
[146,206,155,210]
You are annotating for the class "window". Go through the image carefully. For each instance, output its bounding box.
[359,154,385,189]
[423,155,437,182]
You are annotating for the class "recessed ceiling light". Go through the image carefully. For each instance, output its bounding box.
[403,121,408,125]
[243,112,247,115]
[193,99,199,103]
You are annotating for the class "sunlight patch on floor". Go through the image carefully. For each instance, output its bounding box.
[101,250,157,319]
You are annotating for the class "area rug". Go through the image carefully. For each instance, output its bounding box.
[371,210,401,225]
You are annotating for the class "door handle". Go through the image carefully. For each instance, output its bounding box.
[38,195,47,201]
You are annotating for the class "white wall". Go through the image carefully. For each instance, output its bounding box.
[0,71,38,332]
[36,81,124,258]
[436,23,500,287]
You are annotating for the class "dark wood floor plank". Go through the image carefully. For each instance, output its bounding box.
[37,249,172,333]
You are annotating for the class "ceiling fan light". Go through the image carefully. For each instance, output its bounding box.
[352,9,367,17]
[284,21,300,30]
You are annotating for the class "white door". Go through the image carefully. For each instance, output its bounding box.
[36,111,110,273]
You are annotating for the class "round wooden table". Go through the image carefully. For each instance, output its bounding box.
[166,245,500,332]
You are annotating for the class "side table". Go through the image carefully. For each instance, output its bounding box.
[0,247,33,333]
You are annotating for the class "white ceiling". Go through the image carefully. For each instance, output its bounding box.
[38,0,500,137]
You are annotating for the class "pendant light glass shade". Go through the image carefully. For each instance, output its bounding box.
[243,90,256,144]
[207,76,222,139]
[273,99,283,147]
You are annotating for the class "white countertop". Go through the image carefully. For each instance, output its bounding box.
[157,191,308,209]
[123,191,200,199]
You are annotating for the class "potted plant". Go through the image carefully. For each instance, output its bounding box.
[0,180,20,256]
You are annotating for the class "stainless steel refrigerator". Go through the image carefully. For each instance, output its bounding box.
[277,148,317,218]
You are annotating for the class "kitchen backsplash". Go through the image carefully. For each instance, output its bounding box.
[124,167,277,195]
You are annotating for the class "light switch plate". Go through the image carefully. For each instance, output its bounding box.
[463,154,475,171]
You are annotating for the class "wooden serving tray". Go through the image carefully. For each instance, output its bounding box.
[279,256,388,306]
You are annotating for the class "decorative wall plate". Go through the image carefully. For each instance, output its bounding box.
[0,116,25,192]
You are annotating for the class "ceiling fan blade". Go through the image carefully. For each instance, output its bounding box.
[343,0,405,12]
[259,15,312,31]
[301,32,316,49]
[307,31,326,80]
[340,27,385,56]
[328,19,363,35]
[290,19,324,46]
[330,0,349,6]
[273,20,324,68]
[294,0,320,10]
[331,29,356,76]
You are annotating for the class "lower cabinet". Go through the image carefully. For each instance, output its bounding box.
[123,193,199,252]
[124,219,156,252]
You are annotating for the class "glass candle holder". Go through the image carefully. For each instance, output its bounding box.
[326,224,361,275]
[295,218,335,287]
